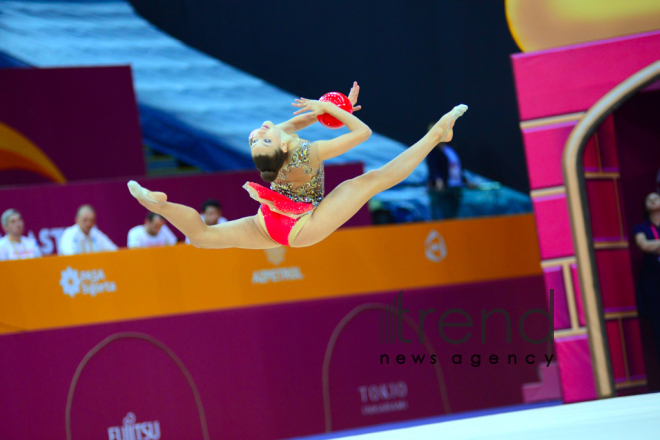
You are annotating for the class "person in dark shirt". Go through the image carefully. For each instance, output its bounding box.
[426,140,464,220]
[633,191,660,363]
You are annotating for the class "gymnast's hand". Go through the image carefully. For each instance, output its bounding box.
[292,81,361,117]
[347,81,362,112]
[292,98,330,116]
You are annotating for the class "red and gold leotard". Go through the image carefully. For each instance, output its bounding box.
[243,141,324,246]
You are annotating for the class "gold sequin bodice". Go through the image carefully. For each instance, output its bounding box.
[271,141,325,206]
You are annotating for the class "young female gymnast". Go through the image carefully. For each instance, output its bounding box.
[128,83,467,249]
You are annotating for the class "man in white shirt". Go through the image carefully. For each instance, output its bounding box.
[127,212,177,248]
[58,204,118,255]
[0,209,42,261]
[185,199,228,244]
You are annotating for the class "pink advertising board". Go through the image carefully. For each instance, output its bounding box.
[511,30,660,120]
[0,275,552,439]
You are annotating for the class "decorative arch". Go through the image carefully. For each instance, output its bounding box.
[321,303,451,433]
[563,61,660,398]
[65,332,210,440]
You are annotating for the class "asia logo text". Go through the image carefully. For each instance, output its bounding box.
[59,266,117,298]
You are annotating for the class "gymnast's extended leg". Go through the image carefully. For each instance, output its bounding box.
[127,182,279,249]
[292,105,467,247]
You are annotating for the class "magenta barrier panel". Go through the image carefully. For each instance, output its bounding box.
[542,267,570,331]
[0,163,368,253]
[554,335,597,403]
[522,122,576,190]
[596,249,636,312]
[0,275,554,439]
[623,319,647,380]
[586,179,624,242]
[0,66,145,185]
[531,194,575,260]
[606,320,627,383]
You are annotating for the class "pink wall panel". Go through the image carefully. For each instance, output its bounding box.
[617,179,630,237]
[606,320,626,382]
[583,118,619,173]
[555,335,597,403]
[586,179,623,241]
[597,116,619,172]
[543,267,571,330]
[520,118,618,189]
[512,31,660,120]
[622,318,647,380]
[522,122,576,190]
[583,135,600,172]
[595,249,636,311]
[570,264,587,327]
[532,194,575,259]
[513,22,659,406]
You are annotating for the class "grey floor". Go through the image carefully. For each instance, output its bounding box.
[302,394,660,440]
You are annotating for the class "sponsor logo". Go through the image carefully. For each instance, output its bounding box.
[265,247,286,266]
[252,248,304,284]
[108,412,160,440]
[424,230,447,263]
[59,266,117,298]
[252,267,304,284]
[358,381,409,416]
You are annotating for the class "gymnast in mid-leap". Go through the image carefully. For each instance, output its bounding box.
[128,82,467,249]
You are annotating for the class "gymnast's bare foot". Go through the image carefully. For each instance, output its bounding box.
[430,104,468,143]
[127,180,168,207]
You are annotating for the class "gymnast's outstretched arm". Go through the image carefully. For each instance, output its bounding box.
[276,82,362,134]
[292,97,371,161]
[275,113,317,134]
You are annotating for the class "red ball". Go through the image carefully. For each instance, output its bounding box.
[317,92,353,129]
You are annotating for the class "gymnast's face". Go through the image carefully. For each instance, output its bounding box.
[250,121,285,158]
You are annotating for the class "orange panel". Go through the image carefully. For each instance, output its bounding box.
[0,215,541,333]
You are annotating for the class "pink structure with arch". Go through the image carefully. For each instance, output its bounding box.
[511,29,660,402]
